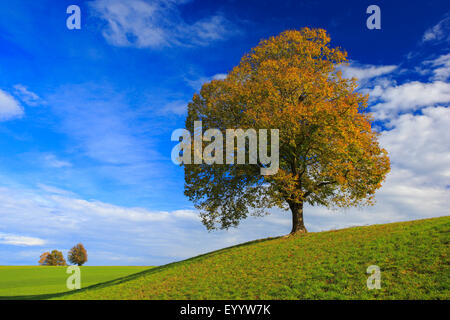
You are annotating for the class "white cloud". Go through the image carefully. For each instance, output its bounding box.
[380,106,450,186]
[187,16,232,44]
[300,107,450,231]
[185,72,228,91]
[212,73,227,80]
[159,100,188,116]
[0,89,24,121]
[0,185,200,237]
[369,81,450,119]
[0,232,46,246]
[424,53,450,81]
[37,183,75,196]
[13,84,43,106]
[48,194,199,223]
[43,154,72,168]
[89,0,237,48]
[159,73,225,115]
[422,16,450,43]
[0,184,287,265]
[340,63,397,82]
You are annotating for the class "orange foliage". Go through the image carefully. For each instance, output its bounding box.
[185,28,390,232]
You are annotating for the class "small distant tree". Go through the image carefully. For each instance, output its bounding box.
[68,243,88,266]
[39,250,67,266]
[38,252,50,266]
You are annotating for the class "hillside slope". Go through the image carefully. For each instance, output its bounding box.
[58,216,449,300]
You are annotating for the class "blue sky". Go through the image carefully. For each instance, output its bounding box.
[0,0,449,265]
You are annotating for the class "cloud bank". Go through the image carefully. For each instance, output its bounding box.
[89,0,238,48]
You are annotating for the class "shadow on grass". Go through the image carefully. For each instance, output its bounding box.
[0,235,282,300]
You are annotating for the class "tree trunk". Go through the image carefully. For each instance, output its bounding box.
[288,201,307,234]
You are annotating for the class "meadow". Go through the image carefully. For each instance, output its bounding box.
[1,216,448,300]
[0,266,149,299]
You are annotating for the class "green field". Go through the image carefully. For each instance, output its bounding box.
[1,216,449,300]
[0,266,150,299]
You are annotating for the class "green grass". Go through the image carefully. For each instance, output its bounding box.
[58,216,449,300]
[1,216,449,300]
[0,266,150,299]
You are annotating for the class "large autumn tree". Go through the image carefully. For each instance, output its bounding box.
[183,28,390,234]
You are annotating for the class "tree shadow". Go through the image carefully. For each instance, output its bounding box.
[0,235,281,300]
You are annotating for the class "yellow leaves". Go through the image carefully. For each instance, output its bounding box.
[185,27,390,220]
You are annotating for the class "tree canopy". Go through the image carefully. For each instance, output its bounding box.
[183,28,390,234]
[68,243,88,266]
[39,250,67,266]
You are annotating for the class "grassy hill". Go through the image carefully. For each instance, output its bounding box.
[53,216,449,300]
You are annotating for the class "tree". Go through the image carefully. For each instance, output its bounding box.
[39,250,67,266]
[183,28,390,234]
[38,252,50,266]
[68,243,88,266]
